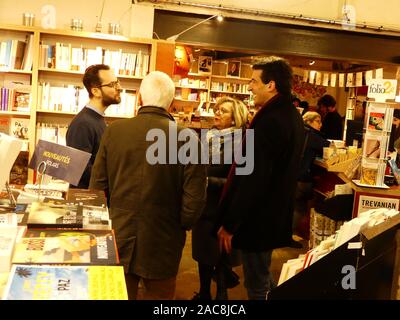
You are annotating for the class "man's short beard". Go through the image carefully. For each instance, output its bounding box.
[102,95,121,107]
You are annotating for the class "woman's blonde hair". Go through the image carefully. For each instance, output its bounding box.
[214,96,248,129]
[303,111,321,125]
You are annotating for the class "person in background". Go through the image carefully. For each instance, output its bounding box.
[89,71,207,300]
[319,94,343,140]
[293,111,330,240]
[392,109,400,151]
[300,100,309,115]
[66,64,121,189]
[192,96,248,300]
[317,97,328,121]
[215,57,305,300]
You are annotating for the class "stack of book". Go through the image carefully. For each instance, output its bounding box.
[0,188,128,300]
[279,207,399,286]
[309,208,345,249]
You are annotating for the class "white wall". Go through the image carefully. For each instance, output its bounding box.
[2,0,400,35]
[0,0,140,36]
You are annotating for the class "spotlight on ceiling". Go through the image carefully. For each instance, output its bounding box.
[309,60,316,66]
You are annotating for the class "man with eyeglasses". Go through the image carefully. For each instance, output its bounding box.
[66,64,121,189]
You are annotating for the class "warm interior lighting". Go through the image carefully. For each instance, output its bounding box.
[309,60,316,65]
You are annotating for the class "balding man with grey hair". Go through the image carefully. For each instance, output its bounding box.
[90,71,207,300]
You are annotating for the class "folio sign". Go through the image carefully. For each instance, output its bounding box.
[367,79,397,102]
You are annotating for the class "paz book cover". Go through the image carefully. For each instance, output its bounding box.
[3,265,128,300]
[24,229,118,265]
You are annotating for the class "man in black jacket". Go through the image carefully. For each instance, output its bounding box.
[216,57,305,300]
[66,64,121,188]
[319,94,343,140]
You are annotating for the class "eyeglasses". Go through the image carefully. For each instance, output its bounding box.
[97,80,121,89]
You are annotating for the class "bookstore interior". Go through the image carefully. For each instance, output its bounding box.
[0,1,400,301]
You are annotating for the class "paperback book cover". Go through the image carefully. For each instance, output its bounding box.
[27,201,83,229]
[3,265,128,300]
[43,199,111,230]
[24,229,118,265]
[363,133,387,160]
[366,104,389,131]
[12,235,91,264]
[360,159,379,185]
[66,189,107,207]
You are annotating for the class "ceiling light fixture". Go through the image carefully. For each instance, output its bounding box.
[309,60,315,65]
[166,14,222,41]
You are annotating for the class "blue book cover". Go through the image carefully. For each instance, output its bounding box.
[4,265,89,300]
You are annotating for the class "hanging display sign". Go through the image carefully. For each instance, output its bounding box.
[29,140,91,186]
[367,79,397,102]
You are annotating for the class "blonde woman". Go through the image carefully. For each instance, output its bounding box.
[192,96,248,300]
[293,111,329,240]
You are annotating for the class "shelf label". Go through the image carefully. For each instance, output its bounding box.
[367,79,397,102]
[358,195,399,215]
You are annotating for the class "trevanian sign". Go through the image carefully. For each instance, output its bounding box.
[29,140,91,186]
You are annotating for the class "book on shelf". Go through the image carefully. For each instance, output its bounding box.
[24,228,118,265]
[3,265,128,300]
[0,39,26,70]
[39,42,150,77]
[38,84,136,117]
[26,201,83,229]
[21,34,34,71]
[0,86,31,113]
[36,122,68,146]
[0,118,10,134]
[10,117,29,140]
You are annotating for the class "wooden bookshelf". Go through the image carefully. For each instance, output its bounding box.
[211,75,251,82]
[0,69,32,75]
[0,111,30,116]
[210,90,250,95]
[0,23,159,183]
[38,68,144,80]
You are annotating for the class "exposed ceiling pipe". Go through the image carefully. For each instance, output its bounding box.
[135,0,400,36]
